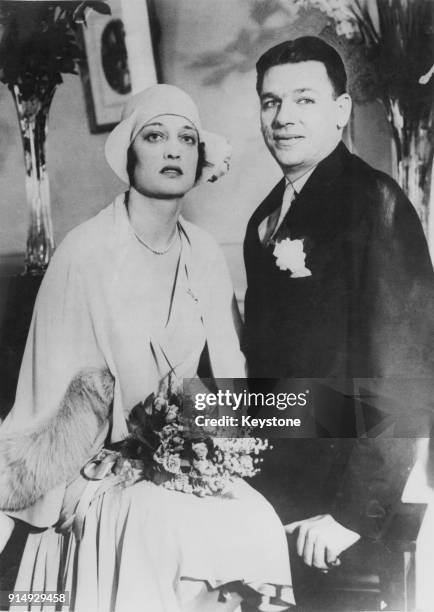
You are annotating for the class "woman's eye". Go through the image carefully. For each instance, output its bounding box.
[180,134,197,145]
[144,132,164,143]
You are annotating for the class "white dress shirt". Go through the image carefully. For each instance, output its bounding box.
[258,166,317,244]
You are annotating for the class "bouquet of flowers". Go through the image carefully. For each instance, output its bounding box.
[112,377,269,497]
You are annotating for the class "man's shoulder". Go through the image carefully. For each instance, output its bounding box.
[345,154,420,233]
[344,149,402,196]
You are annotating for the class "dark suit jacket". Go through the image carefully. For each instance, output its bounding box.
[243,142,434,539]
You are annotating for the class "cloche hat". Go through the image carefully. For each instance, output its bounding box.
[105,84,231,185]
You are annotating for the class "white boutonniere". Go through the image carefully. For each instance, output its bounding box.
[273,238,312,278]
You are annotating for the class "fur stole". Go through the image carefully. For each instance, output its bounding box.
[0,368,114,511]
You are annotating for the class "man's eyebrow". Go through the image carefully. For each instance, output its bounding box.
[260,92,281,100]
[261,87,319,99]
[293,87,318,94]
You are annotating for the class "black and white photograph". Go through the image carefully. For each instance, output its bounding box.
[0,1,433,611]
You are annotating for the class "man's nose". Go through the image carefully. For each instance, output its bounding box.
[272,99,296,128]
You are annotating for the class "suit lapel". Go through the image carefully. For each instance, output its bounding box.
[252,178,286,229]
[286,142,350,237]
[251,143,352,239]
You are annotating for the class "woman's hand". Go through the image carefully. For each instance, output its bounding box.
[0,511,15,554]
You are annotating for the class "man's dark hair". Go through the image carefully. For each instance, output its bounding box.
[256,36,347,98]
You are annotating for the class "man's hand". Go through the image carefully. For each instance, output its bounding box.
[285,514,360,570]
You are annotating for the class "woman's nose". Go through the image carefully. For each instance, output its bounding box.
[164,139,181,159]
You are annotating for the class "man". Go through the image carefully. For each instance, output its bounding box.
[243,37,434,586]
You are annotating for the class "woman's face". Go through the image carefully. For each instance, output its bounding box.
[129,114,199,198]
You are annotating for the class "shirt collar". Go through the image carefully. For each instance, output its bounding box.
[285,165,317,195]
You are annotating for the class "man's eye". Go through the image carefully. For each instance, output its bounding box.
[297,98,315,105]
[144,132,164,142]
[262,99,279,110]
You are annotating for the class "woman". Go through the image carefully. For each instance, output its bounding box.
[0,85,293,611]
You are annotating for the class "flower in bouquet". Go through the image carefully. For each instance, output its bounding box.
[113,377,270,497]
[161,453,182,475]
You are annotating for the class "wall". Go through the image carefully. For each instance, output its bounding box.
[0,0,393,305]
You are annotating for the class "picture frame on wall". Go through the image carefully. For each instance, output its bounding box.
[80,0,158,133]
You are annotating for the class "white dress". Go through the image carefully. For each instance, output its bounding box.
[2,197,294,611]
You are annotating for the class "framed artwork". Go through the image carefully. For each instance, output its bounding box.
[80,0,158,133]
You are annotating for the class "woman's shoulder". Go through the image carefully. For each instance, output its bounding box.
[179,217,222,262]
[41,201,120,285]
[54,201,119,263]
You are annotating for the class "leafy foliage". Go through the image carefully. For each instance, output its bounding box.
[0,1,110,101]
[346,0,433,127]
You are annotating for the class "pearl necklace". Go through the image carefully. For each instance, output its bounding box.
[134,224,180,255]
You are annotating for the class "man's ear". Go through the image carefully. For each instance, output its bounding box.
[336,93,352,129]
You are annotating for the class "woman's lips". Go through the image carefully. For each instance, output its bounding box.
[160,166,183,177]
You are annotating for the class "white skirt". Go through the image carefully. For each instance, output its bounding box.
[13,478,294,612]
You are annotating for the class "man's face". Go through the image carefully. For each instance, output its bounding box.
[260,61,351,178]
